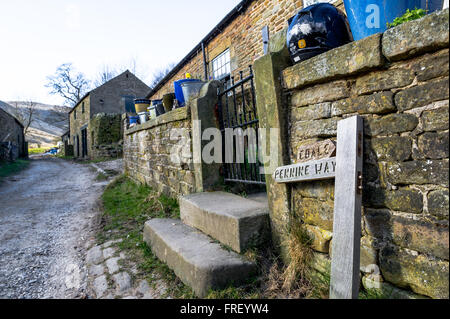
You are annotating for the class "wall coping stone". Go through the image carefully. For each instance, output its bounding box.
[382,8,449,62]
[282,8,449,91]
[125,107,189,135]
[283,33,384,90]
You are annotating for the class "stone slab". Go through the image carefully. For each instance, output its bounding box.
[86,246,104,265]
[143,218,256,297]
[283,34,383,90]
[113,272,132,293]
[382,9,449,61]
[180,192,270,253]
[93,275,108,298]
[106,257,121,274]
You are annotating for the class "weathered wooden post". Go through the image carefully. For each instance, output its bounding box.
[273,115,363,299]
[329,115,364,299]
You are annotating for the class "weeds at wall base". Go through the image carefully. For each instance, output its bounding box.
[99,175,335,299]
[99,175,193,298]
[0,159,30,181]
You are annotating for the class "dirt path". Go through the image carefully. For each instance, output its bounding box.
[0,157,117,299]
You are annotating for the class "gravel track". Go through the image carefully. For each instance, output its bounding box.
[0,157,113,299]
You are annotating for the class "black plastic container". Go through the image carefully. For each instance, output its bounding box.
[155,103,166,116]
[286,3,353,64]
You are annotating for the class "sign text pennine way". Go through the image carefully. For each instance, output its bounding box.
[273,157,336,183]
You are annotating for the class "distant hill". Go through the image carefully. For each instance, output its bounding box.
[0,101,71,148]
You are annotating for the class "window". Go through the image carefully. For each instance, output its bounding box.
[211,49,231,81]
[74,109,77,120]
[81,102,85,113]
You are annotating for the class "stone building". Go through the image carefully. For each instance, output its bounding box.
[146,0,344,101]
[69,70,149,159]
[60,130,73,157]
[0,101,26,162]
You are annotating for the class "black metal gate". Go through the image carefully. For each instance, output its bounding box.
[217,66,266,185]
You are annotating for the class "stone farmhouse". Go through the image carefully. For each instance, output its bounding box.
[120,1,448,299]
[68,70,149,159]
[0,101,26,162]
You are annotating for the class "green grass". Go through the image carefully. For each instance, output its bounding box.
[99,175,193,298]
[0,159,30,181]
[28,147,54,154]
[99,175,327,299]
[95,172,109,181]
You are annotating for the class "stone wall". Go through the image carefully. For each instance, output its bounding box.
[149,0,344,101]
[123,82,222,197]
[256,9,449,298]
[123,107,195,197]
[89,113,123,159]
[0,105,26,161]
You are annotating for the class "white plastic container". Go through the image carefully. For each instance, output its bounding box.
[138,112,148,124]
[148,106,157,119]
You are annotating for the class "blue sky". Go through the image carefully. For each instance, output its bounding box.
[0,0,241,105]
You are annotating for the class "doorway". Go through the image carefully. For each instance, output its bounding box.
[81,128,88,158]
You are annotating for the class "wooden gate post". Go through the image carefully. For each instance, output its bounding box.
[330,115,364,299]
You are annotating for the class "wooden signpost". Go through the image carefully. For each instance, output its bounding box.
[274,116,363,299]
[273,157,336,183]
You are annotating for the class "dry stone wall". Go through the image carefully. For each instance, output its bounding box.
[280,10,449,299]
[89,113,123,159]
[123,108,195,197]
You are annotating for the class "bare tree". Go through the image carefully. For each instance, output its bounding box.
[93,64,118,88]
[149,63,176,89]
[46,63,90,106]
[12,100,37,135]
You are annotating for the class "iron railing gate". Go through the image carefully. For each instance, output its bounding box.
[217,66,266,185]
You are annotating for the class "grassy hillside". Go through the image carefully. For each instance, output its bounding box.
[0,101,71,147]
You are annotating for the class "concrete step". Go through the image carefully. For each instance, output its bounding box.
[180,191,270,253]
[143,218,256,298]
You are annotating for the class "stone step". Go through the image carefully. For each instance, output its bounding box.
[143,218,256,298]
[180,191,270,253]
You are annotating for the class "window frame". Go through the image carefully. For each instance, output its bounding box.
[211,48,231,81]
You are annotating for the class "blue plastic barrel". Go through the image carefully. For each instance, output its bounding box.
[344,0,444,41]
[129,116,139,125]
[174,79,203,107]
